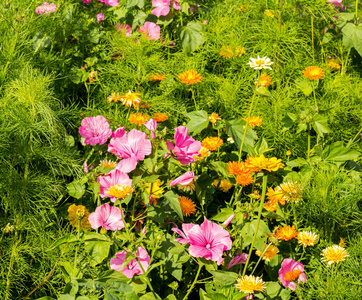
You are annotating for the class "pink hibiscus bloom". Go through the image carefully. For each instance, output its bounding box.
[97,13,105,23]
[112,127,127,139]
[166,126,201,165]
[170,171,194,186]
[79,116,112,146]
[186,219,232,263]
[83,0,91,3]
[172,1,181,11]
[88,203,124,231]
[97,169,133,202]
[227,250,248,269]
[139,22,161,41]
[99,0,119,6]
[110,247,150,278]
[35,2,56,15]
[278,259,307,290]
[115,23,132,37]
[151,0,171,17]
[144,118,157,139]
[108,129,152,163]
[172,223,195,244]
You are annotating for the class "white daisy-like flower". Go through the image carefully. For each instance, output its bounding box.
[247,56,273,70]
[227,137,235,143]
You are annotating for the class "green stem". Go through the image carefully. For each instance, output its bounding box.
[311,15,315,62]
[191,87,197,111]
[312,82,317,108]
[250,243,272,276]
[307,126,311,158]
[5,232,17,300]
[183,261,203,300]
[242,173,268,277]
[292,203,298,231]
[136,258,157,297]
[356,0,358,21]
[74,219,81,275]
[348,125,362,146]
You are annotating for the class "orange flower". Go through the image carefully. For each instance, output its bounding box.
[107,184,133,199]
[107,93,122,103]
[327,59,341,71]
[243,116,263,128]
[99,159,117,168]
[202,137,223,151]
[178,196,196,216]
[275,225,298,241]
[128,112,150,126]
[236,173,254,186]
[256,73,273,87]
[178,70,202,85]
[219,46,234,59]
[284,270,303,281]
[120,91,142,108]
[152,113,168,122]
[234,46,246,57]
[227,161,244,175]
[302,66,324,80]
[237,5,249,11]
[89,71,98,83]
[208,112,221,127]
[149,73,166,81]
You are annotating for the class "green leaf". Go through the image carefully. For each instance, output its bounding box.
[157,12,174,26]
[114,7,127,19]
[311,114,331,137]
[335,12,355,29]
[104,282,139,300]
[66,181,85,199]
[255,86,271,97]
[209,161,229,179]
[296,123,308,134]
[212,208,234,222]
[49,234,78,250]
[164,295,177,300]
[240,220,270,248]
[76,297,90,300]
[83,231,111,242]
[265,281,282,297]
[226,119,258,153]
[181,2,190,15]
[321,141,360,162]
[59,295,75,300]
[186,110,209,134]
[178,21,204,52]
[342,23,362,57]
[85,241,112,266]
[126,0,144,9]
[139,292,162,300]
[210,270,238,286]
[132,11,147,29]
[87,27,101,44]
[164,191,183,220]
[33,32,51,53]
[64,279,79,296]
[295,77,314,96]
[36,297,56,300]
[62,4,74,22]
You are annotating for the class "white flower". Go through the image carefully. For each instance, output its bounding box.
[227,137,234,143]
[247,56,273,70]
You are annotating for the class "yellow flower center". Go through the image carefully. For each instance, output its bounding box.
[107,184,133,199]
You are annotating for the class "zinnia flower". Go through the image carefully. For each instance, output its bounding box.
[178,196,196,216]
[110,247,150,278]
[202,137,223,151]
[278,259,307,290]
[321,245,348,266]
[297,231,318,248]
[97,169,133,202]
[68,204,91,231]
[152,113,168,122]
[186,219,232,263]
[247,154,284,172]
[235,275,266,293]
[247,56,273,70]
[178,70,202,85]
[302,66,324,80]
[243,116,263,128]
[139,22,161,41]
[275,225,298,241]
[256,244,279,261]
[236,173,254,186]
[151,0,171,17]
[88,203,125,231]
[128,112,150,126]
[35,2,56,15]
[79,115,112,146]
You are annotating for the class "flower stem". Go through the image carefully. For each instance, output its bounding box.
[183,261,203,300]
[312,82,318,108]
[250,243,272,276]
[311,15,315,63]
[242,173,268,277]
[136,258,157,297]
[191,87,197,111]
[307,126,311,158]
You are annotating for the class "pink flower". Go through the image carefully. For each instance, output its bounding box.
[227,251,248,269]
[108,129,152,163]
[170,171,194,186]
[99,0,119,6]
[83,161,89,173]
[278,259,307,290]
[139,22,161,41]
[223,214,235,227]
[328,0,343,6]
[79,116,112,146]
[97,13,105,23]
[187,219,232,263]
[83,0,91,4]
[172,1,181,10]
[203,20,208,25]
[97,169,133,202]
[112,127,127,139]
[115,23,132,37]
[88,203,125,231]
[151,0,171,17]
[35,2,56,15]
[172,223,195,244]
[115,157,138,173]
[169,41,176,46]
[144,118,157,139]
[110,247,150,278]
[167,126,201,165]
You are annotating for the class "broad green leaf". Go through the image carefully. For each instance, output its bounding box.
[87,27,101,44]
[295,77,314,96]
[212,208,234,222]
[139,292,162,300]
[281,113,297,131]
[132,11,147,29]
[83,231,111,242]
[178,21,204,52]
[256,86,271,97]
[265,281,282,297]
[226,119,258,153]
[164,295,177,300]
[209,161,229,179]
[58,295,75,300]
[240,219,270,248]
[36,297,56,300]
[66,181,85,199]
[335,12,355,28]
[104,282,139,300]
[126,0,144,9]
[64,279,79,296]
[114,7,127,19]
[210,270,238,286]
[76,297,90,300]
[186,110,209,134]
[49,234,78,250]
[164,191,183,220]
[311,114,331,137]
[321,141,360,162]
[181,2,190,15]
[321,31,333,44]
[342,23,362,57]
[296,123,308,134]
[33,32,51,53]
[62,4,74,22]
[157,12,174,26]
[85,241,112,266]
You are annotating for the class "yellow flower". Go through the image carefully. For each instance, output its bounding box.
[256,244,279,261]
[99,160,117,168]
[275,225,298,241]
[302,66,325,80]
[128,112,150,126]
[237,5,249,11]
[327,59,341,71]
[89,71,98,82]
[243,116,263,128]
[107,93,122,103]
[152,113,168,122]
[286,150,291,156]
[178,70,202,85]
[321,245,348,266]
[256,73,273,88]
[297,231,318,248]
[145,179,164,199]
[264,10,275,17]
[235,275,266,293]
[107,184,133,199]
[202,137,223,151]
[247,154,284,172]
[119,90,142,108]
[219,46,234,59]
[234,46,246,57]
[208,112,221,127]
[212,179,233,192]
[339,237,346,247]
[178,196,196,216]
[277,182,303,203]
[236,173,254,186]
[68,204,91,231]
[193,146,211,161]
[149,73,166,81]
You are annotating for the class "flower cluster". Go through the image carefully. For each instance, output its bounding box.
[35,2,56,15]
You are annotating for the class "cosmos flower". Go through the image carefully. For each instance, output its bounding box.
[88,203,125,231]
[278,259,307,290]
[139,22,161,41]
[247,56,273,70]
[79,116,112,146]
[97,169,133,202]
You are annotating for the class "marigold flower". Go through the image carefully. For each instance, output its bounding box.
[219,46,234,59]
[236,173,254,186]
[243,116,263,128]
[178,196,196,216]
[275,225,298,241]
[193,146,211,161]
[237,5,249,11]
[107,93,121,103]
[256,244,279,261]
[68,204,91,231]
[247,154,284,172]
[327,59,341,71]
[297,231,318,248]
[247,56,273,70]
[178,70,202,85]
[321,245,348,266]
[145,179,164,199]
[227,161,256,175]
[152,113,168,122]
[212,179,233,192]
[120,90,141,108]
[107,184,133,199]
[302,66,325,80]
[128,112,150,126]
[202,137,223,151]
[264,10,275,17]
[235,275,266,293]
[149,73,166,81]
[256,73,273,88]
[208,112,221,127]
